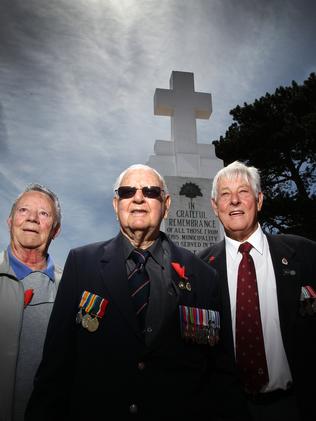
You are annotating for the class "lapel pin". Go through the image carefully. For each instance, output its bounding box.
[171,262,192,292]
[281,257,288,265]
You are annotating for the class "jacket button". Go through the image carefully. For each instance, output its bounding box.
[129,403,138,414]
[138,361,145,370]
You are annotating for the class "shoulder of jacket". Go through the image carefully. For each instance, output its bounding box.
[72,239,114,254]
[0,249,10,273]
[266,233,315,246]
[53,263,63,283]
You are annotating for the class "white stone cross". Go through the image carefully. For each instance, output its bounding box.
[154,71,212,154]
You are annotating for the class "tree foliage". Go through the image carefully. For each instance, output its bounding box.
[213,73,316,240]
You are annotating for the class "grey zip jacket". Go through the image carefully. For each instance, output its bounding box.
[0,250,62,421]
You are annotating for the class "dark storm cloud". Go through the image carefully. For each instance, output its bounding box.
[0,0,315,264]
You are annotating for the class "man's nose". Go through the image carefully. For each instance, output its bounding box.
[133,189,145,202]
[27,209,40,222]
[230,192,240,205]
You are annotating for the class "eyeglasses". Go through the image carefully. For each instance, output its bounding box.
[115,186,164,199]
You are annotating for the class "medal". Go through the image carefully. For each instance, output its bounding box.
[208,334,215,346]
[87,317,99,332]
[306,300,314,316]
[82,313,92,329]
[300,286,316,316]
[179,305,220,346]
[76,290,109,332]
[76,308,83,324]
[178,281,185,289]
[178,280,191,291]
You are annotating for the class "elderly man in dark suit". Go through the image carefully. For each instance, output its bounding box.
[199,161,316,421]
[26,164,247,421]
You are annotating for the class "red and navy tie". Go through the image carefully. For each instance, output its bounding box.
[128,249,150,332]
[235,242,269,394]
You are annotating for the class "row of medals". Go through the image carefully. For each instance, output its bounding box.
[299,298,316,316]
[182,323,219,346]
[76,309,99,332]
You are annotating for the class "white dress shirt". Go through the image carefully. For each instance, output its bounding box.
[225,225,292,392]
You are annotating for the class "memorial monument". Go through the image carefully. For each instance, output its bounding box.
[147,71,224,253]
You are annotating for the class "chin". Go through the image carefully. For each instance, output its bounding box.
[130,225,149,231]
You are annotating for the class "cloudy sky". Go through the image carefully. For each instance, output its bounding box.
[0,0,315,266]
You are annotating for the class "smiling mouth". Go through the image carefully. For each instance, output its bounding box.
[229,210,244,216]
[23,229,39,233]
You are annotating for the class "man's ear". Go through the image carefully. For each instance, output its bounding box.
[7,217,12,229]
[257,192,263,211]
[163,195,171,219]
[113,196,119,220]
[52,225,61,240]
[211,198,218,217]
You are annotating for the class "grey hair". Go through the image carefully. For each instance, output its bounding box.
[211,161,261,201]
[10,183,62,228]
[113,164,169,194]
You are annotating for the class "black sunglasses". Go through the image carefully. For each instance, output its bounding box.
[115,186,164,199]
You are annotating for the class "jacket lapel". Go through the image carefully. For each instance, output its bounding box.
[266,234,301,357]
[146,237,195,348]
[169,241,197,301]
[98,235,142,339]
[145,239,181,347]
[209,241,235,360]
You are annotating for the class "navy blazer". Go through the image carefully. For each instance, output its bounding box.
[26,233,247,421]
[199,233,316,420]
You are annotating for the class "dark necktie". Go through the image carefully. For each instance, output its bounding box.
[128,249,150,332]
[235,242,269,394]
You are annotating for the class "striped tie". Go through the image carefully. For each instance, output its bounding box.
[128,249,150,332]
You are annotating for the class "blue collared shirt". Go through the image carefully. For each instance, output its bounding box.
[7,246,55,281]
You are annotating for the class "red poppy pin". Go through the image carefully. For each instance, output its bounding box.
[209,256,215,264]
[24,289,34,307]
[171,262,192,291]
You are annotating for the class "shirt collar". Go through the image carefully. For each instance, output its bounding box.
[7,246,55,281]
[147,235,164,266]
[121,232,164,267]
[225,224,264,260]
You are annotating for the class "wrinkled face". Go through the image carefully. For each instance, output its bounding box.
[7,191,60,252]
[212,175,263,242]
[113,168,170,241]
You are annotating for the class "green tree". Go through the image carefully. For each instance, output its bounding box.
[213,73,316,240]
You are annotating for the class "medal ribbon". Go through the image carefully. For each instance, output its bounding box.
[209,310,220,328]
[85,294,98,313]
[79,291,109,319]
[179,306,220,329]
[179,305,188,337]
[305,285,316,298]
[96,297,109,317]
[79,291,90,308]
[178,306,220,345]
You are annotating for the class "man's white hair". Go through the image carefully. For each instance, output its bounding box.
[212,161,261,201]
[10,183,61,228]
[113,164,169,194]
